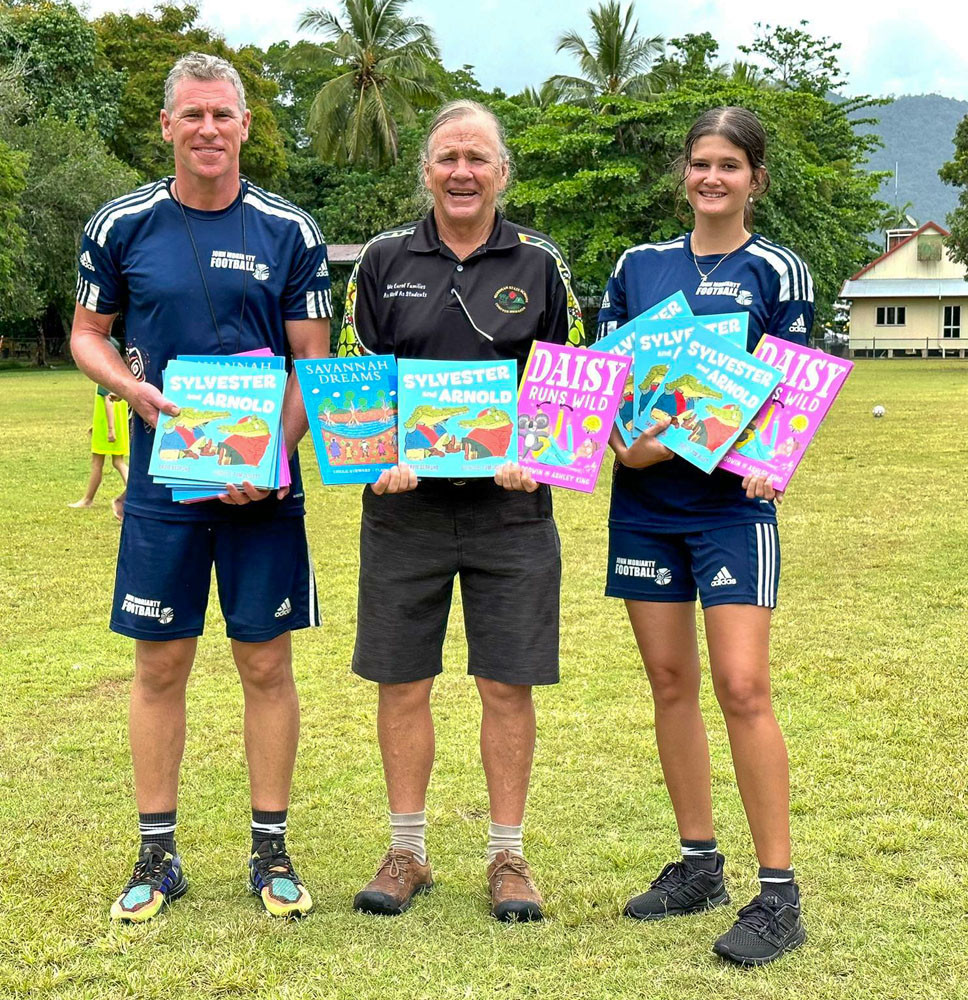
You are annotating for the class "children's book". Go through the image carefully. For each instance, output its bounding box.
[169,350,290,502]
[516,341,631,492]
[632,313,749,435]
[593,291,693,446]
[639,325,783,474]
[294,355,398,485]
[719,336,854,489]
[148,359,286,489]
[396,358,517,477]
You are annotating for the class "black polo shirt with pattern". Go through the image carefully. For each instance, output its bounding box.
[337,211,583,372]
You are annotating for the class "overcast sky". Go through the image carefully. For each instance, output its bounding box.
[82,0,968,101]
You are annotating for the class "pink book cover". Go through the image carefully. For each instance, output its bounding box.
[720,336,853,490]
[517,341,631,493]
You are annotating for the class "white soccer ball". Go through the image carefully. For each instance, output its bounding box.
[872,405,886,418]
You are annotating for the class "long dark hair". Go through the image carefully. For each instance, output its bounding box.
[674,106,770,230]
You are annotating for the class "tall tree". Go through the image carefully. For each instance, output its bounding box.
[739,20,847,97]
[939,115,968,270]
[549,1,666,105]
[297,0,442,167]
[0,0,123,142]
[94,5,286,186]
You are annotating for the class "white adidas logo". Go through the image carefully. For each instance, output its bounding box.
[315,260,329,278]
[274,597,292,618]
[710,566,737,587]
[788,314,807,334]
[79,250,95,272]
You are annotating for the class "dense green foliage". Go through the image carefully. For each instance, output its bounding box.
[939,112,968,269]
[0,2,895,347]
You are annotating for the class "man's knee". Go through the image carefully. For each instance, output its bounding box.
[134,639,195,698]
[476,677,533,715]
[235,640,294,694]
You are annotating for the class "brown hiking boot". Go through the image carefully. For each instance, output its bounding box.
[487,850,544,922]
[353,847,433,915]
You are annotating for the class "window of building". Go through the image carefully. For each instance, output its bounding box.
[875,306,906,326]
[943,305,961,338]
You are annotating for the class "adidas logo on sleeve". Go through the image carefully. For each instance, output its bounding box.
[710,566,737,587]
[788,314,807,334]
[79,250,95,272]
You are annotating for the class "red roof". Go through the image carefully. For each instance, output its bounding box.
[849,221,949,280]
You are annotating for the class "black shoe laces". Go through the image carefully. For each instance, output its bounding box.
[252,840,298,882]
[125,845,170,889]
[734,895,787,937]
[651,860,689,891]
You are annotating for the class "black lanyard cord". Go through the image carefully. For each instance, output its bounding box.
[172,179,248,355]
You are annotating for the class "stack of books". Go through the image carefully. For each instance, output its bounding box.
[148,351,289,502]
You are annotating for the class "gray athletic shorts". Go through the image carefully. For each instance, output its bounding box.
[353,480,561,685]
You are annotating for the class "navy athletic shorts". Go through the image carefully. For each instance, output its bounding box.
[110,512,320,642]
[353,480,561,686]
[605,522,780,608]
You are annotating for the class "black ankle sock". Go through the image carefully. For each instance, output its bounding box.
[252,808,288,853]
[139,810,177,854]
[759,866,798,903]
[681,838,719,872]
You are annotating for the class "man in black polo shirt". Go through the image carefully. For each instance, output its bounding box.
[338,100,582,922]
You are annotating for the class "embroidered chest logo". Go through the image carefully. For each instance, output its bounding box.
[494,286,528,313]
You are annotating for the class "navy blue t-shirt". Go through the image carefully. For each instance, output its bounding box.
[596,232,815,532]
[77,178,333,521]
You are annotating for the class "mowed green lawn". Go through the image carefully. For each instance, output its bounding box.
[1,360,966,1000]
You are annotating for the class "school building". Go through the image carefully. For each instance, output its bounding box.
[839,222,968,358]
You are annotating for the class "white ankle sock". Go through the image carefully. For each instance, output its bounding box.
[487,821,524,863]
[389,810,426,864]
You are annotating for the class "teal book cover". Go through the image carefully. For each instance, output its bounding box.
[294,355,398,485]
[397,358,517,477]
[169,351,288,501]
[148,359,286,488]
[593,291,693,446]
[638,325,783,474]
[632,312,749,435]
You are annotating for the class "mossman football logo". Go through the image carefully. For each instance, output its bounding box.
[494,286,528,314]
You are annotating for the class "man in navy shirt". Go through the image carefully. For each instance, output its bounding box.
[71,52,331,922]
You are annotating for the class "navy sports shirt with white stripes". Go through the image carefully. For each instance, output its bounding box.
[77,178,333,521]
[597,232,815,532]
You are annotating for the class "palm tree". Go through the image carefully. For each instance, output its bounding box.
[549,1,666,105]
[298,0,443,167]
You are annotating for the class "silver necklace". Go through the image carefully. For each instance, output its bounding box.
[689,234,744,285]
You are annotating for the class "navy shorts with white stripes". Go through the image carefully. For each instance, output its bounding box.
[605,522,780,608]
[111,512,320,642]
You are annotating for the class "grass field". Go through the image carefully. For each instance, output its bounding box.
[2,360,966,999]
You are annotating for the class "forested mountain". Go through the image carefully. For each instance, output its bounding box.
[861,94,968,229]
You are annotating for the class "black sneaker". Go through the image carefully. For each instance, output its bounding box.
[625,855,729,920]
[713,888,806,966]
[110,843,188,922]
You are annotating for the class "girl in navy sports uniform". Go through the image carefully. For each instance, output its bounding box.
[597,107,813,966]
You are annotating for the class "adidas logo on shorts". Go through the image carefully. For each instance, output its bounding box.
[274,597,292,618]
[710,566,737,587]
[788,313,807,334]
